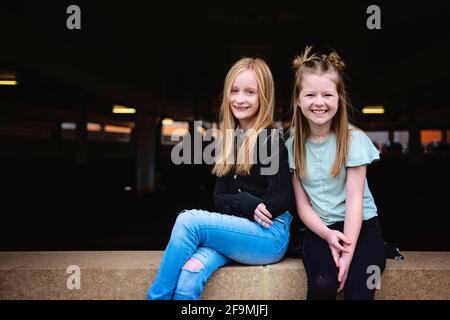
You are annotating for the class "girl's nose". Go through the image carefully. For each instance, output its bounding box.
[237,92,246,103]
[314,96,325,105]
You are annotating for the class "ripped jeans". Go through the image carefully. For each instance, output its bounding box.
[147,209,292,300]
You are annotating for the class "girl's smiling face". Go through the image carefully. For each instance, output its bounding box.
[297,73,339,132]
[229,69,260,130]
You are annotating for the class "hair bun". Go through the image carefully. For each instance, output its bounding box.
[292,56,305,69]
[326,52,345,72]
[292,46,316,69]
[293,46,345,72]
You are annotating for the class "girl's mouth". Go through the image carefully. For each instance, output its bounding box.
[311,109,327,114]
[234,106,250,111]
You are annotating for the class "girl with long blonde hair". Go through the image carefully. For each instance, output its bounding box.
[148,57,294,300]
[287,46,386,299]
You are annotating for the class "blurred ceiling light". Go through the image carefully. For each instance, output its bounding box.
[105,125,132,134]
[362,106,385,114]
[87,122,102,132]
[0,71,18,85]
[162,121,189,137]
[0,80,17,85]
[162,118,174,125]
[61,122,76,130]
[113,105,136,114]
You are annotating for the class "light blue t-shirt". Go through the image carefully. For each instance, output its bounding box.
[286,128,380,225]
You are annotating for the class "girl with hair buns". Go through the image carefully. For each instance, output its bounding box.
[148,57,294,300]
[286,46,386,299]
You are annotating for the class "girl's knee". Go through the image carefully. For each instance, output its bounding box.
[308,274,339,299]
[174,258,207,300]
[313,274,338,290]
[174,209,200,231]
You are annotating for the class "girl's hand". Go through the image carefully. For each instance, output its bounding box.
[337,252,353,293]
[254,203,273,228]
[329,246,341,269]
[324,229,352,267]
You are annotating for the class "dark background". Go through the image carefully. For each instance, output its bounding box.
[0,0,449,251]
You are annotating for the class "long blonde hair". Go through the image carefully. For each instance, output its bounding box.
[212,57,275,176]
[291,46,351,179]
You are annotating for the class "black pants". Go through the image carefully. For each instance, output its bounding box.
[302,217,386,300]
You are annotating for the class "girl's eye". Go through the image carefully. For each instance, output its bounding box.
[230,89,238,93]
[246,90,256,94]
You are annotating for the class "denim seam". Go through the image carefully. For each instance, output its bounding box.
[195,225,284,241]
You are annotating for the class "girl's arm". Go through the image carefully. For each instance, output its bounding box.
[342,165,366,254]
[214,130,294,221]
[292,173,351,266]
[291,173,329,239]
[260,136,295,218]
[337,165,365,291]
[213,178,263,220]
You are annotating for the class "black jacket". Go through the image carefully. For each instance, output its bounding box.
[213,128,294,221]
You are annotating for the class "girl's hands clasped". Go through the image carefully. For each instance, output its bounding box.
[324,228,354,292]
[324,229,352,267]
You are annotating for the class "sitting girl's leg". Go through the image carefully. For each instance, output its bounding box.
[178,209,291,265]
[302,228,339,300]
[344,217,386,300]
[173,247,230,300]
[148,209,291,300]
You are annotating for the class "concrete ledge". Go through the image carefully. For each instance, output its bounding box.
[0,251,449,300]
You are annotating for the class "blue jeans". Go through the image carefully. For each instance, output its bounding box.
[147,209,292,300]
